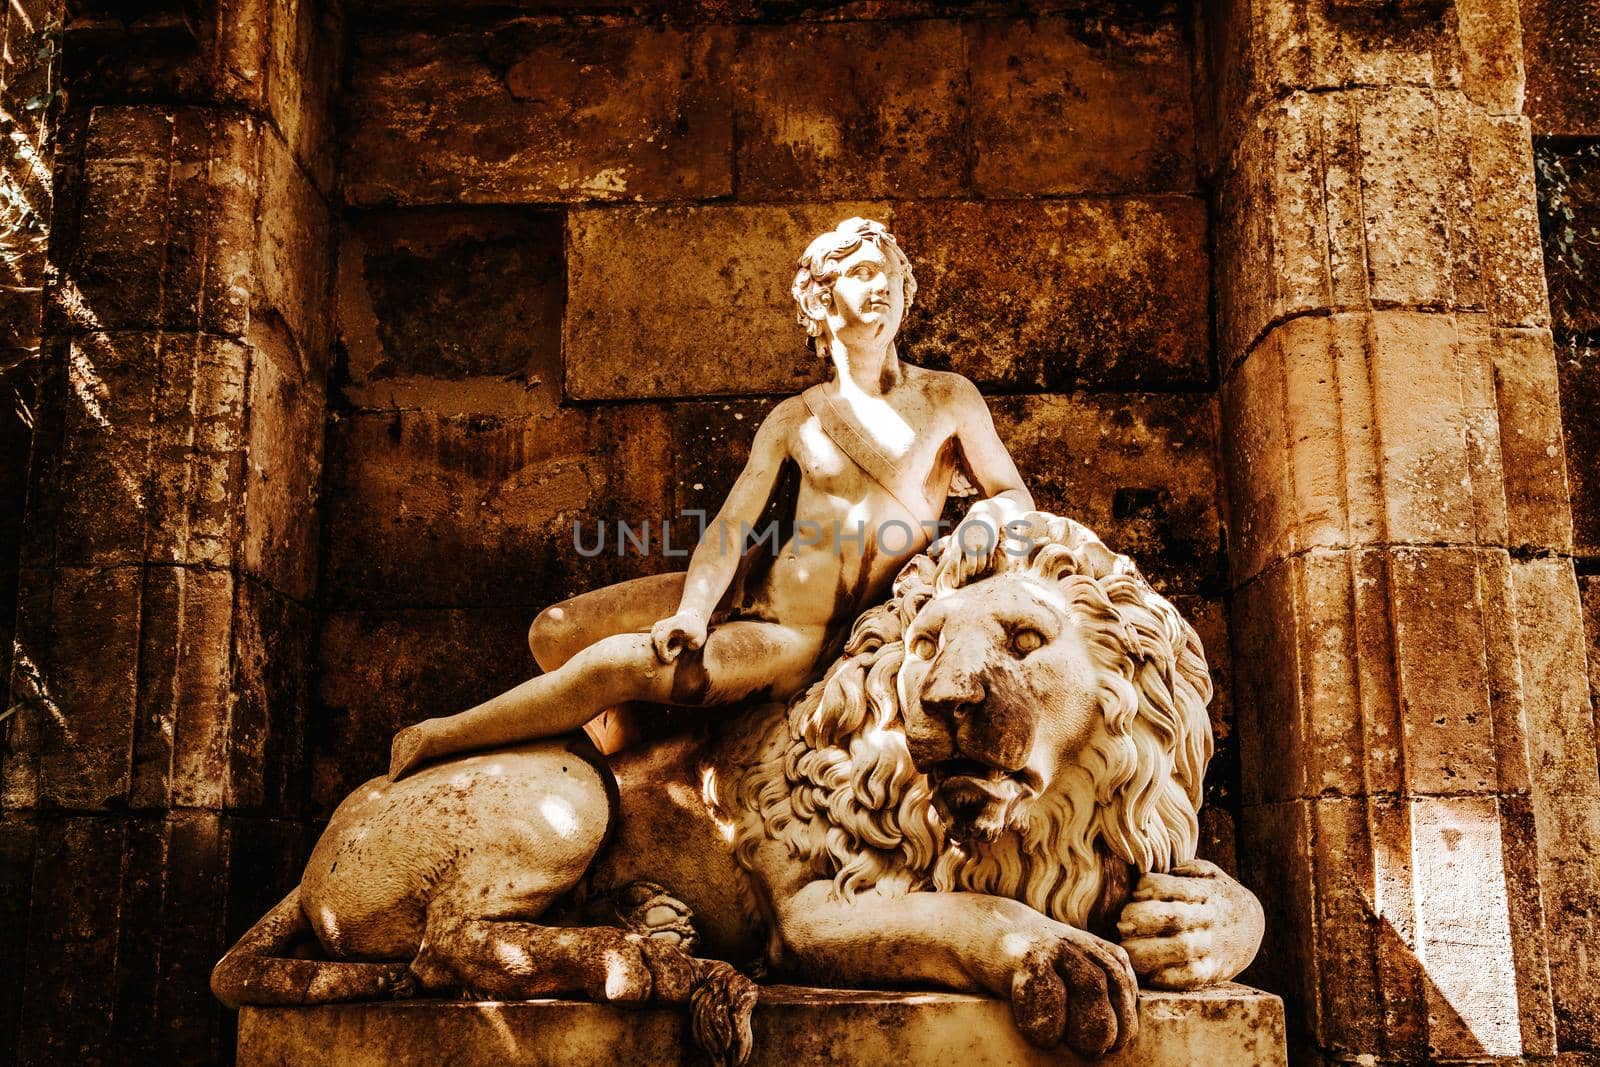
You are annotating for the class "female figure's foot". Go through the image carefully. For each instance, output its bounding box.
[389,722,437,780]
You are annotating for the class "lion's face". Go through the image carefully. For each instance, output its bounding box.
[896,572,1104,844]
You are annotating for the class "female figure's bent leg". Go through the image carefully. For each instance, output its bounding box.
[529,572,687,671]
[525,572,687,752]
[390,620,825,778]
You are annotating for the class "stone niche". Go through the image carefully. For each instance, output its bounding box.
[265,1,1271,1063]
[12,0,1598,1065]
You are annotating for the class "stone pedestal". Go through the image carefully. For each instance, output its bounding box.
[237,985,1285,1067]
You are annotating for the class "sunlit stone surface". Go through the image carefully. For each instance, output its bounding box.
[238,986,1286,1067]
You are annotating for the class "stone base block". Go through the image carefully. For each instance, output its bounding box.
[238,983,1285,1066]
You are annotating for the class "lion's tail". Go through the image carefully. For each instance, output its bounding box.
[211,886,413,1009]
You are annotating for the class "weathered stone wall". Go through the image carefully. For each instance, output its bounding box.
[323,1,1238,872]
[1522,0,1600,858]
[0,0,62,1057]
[0,2,341,1063]
[1523,1,1600,1058]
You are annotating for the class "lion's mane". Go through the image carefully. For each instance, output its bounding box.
[731,514,1214,931]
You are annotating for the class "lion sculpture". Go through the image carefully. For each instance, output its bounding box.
[213,513,1264,1064]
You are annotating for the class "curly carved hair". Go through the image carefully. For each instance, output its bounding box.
[790,218,918,352]
[731,514,1214,930]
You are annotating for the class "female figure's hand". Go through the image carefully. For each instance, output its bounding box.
[651,611,709,663]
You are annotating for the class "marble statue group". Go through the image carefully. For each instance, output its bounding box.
[212,219,1265,1064]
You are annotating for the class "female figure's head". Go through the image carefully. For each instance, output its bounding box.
[792,218,918,355]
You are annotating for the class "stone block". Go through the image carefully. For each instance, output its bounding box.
[1171,594,1235,809]
[1198,805,1239,877]
[1204,0,1526,152]
[734,20,966,199]
[1466,323,1573,553]
[1476,550,1535,797]
[665,398,779,522]
[9,811,314,1064]
[61,109,330,359]
[1498,795,1560,1057]
[126,813,231,1063]
[1520,0,1600,136]
[336,208,565,416]
[60,0,267,106]
[67,107,256,339]
[1410,796,1539,1058]
[1214,90,1547,367]
[48,332,247,570]
[264,0,341,195]
[1231,545,1540,804]
[1236,801,1319,1040]
[893,198,1210,391]
[242,323,324,603]
[237,985,1287,1066]
[6,566,141,811]
[1388,547,1499,795]
[1454,0,1529,116]
[146,334,252,568]
[1463,111,1551,326]
[129,565,237,811]
[1240,793,1557,1061]
[1222,312,1571,584]
[1363,312,1485,545]
[228,579,314,817]
[17,816,125,1064]
[1306,797,1389,1056]
[223,817,310,946]
[313,608,537,814]
[321,405,674,611]
[1528,792,1600,1050]
[970,17,1195,195]
[565,203,883,400]
[0,815,35,1062]
[112,813,239,1061]
[61,0,338,190]
[343,24,732,205]
[257,125,336,366]
[1582,575,1600,712]
[989,393,1221,594]
[1510,558,1599,800]
[1232,552,1397,806]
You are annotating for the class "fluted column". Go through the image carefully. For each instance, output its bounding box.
[1204,0,1600,1060]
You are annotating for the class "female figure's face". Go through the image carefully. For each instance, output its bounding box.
[823,241,905,345]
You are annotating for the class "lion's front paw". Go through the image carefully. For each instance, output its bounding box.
[611,881,699,953]
[1008,926,1139,1057]
[1117,859,1265,990]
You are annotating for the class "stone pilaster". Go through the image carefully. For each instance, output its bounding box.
[1204,0,1600,1060]
[0,2,339,1062]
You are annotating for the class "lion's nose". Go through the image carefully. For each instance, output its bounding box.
[920,663,986,729]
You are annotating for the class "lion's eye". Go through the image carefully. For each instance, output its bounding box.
[1011,629,1044,656]
[910,634,937,659]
